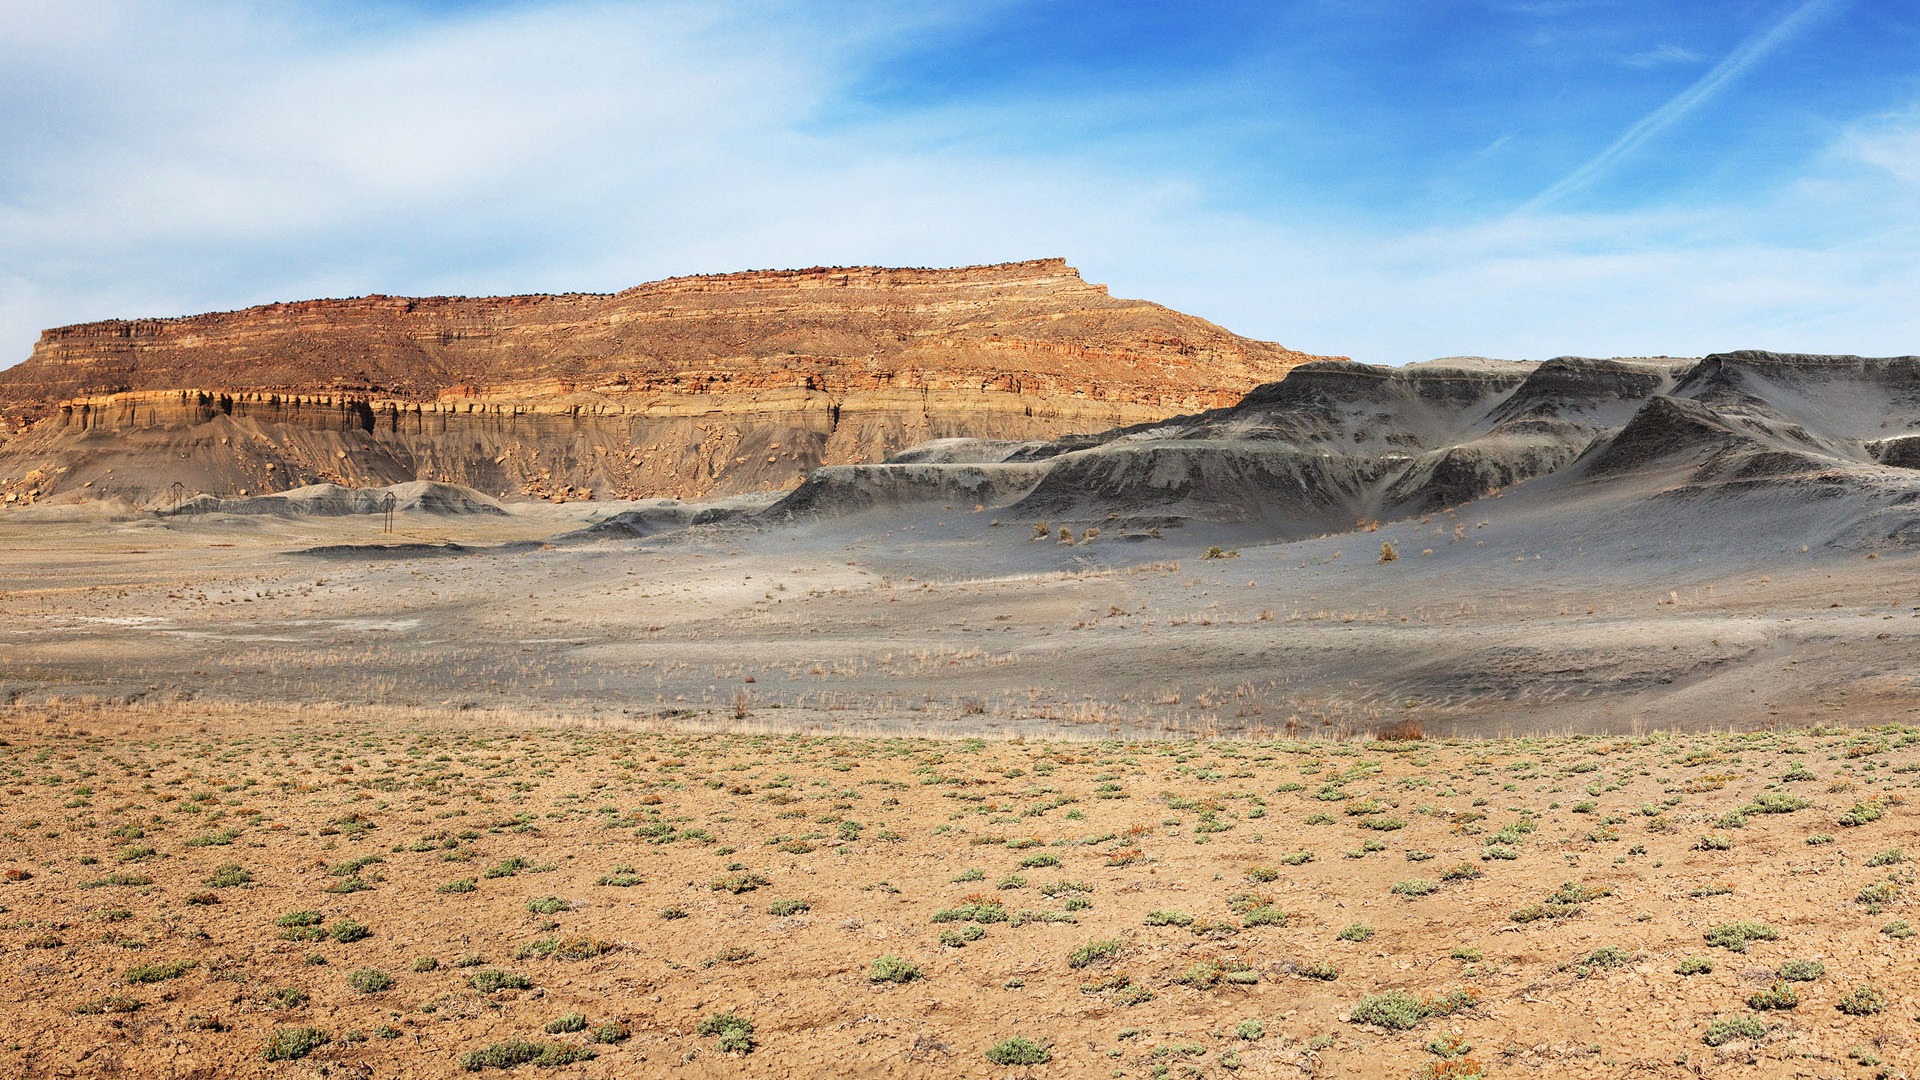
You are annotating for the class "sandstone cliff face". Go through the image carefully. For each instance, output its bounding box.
[0,260,1330,503]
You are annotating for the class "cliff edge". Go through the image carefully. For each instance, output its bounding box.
[0,259,1332,503]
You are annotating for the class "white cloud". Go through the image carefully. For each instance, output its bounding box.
[1621,42,1703,68]
[1843,111,1920,186]
[0,0,1915,376]
[1523,0,1841,211]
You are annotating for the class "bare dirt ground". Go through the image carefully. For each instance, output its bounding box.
[1,703,1916,1078]
[1,497,1919,1077]
[0,494,1916,739]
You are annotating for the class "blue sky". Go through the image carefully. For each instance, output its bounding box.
[2,0,1918,366]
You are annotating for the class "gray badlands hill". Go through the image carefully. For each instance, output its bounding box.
[761,351,1920,549]
[163,479,507,518]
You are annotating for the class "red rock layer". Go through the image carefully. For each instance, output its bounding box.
[0,260,1335,502]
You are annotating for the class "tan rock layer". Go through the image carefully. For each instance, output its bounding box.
[0,260,1335,501]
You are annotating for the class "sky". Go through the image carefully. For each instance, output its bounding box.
[2,0,1918,366]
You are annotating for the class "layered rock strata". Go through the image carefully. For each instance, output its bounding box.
[767,352,1920,549]
[0,260,1330,503]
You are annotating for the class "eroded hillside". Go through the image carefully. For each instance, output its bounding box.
[0,260,1329,504]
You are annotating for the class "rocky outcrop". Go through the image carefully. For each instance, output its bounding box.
[770,353,1920,548]
[0,260,1332,504]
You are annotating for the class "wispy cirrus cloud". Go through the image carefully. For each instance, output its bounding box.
[0,0,1914,371]
[1843,110,1920,186]
[1621,42,1702,67]
[1522,0,1845,212]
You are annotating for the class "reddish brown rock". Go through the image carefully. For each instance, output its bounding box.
[0,259,1334,502]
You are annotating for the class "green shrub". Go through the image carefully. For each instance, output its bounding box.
[1701,1016,1767,1046]
[931,903,1007,924]
[346,968,392,994]
[525,896,566,914]
[1839,801,1885,827]
[1675,957,1714,975]
[1856,879,1899,906]
[260,987,309,1009]
[1242,906,1288,927]
[940,925,986,947]
[711,872,770,894]
[262,1027,328,1062]
[696,1011,756,1054]
[1422,987,1480,1017]
[79,872,152,889]
[1144,909,1193,927]
[984,1036,1051,1065]
[206,864,252,888]
[413,957,439,972]
[1581,946,1630,969]
[125,960,195,984]
[1704,921,1780,952]
[766,899,809,916]
[1742,793,1808,815]
[1391,878,1438,897]
[1746,981,1798,1010]
[1776,959,1825,982]
[328,918,371,944]
[1068,939,1123,968]
[186,828,243,847]
[1837,985,1887,1016]
[868,954,921,983]
[1008,908,1078,927]
[1297,959,1338,980]
[1235,1019,1265,1041]
[516,936,614,961]
[483,857,530,879]
[1350,990,1424,1030]
[588,1021,629,1044]
[544,1013,587,1034]
[471,969,531,993]
[1336,923,1373,942]
[458,1041,595,1070]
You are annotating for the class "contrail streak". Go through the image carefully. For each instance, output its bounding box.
[1521,0,1843,213]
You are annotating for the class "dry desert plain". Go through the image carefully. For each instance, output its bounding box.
[0,496,1919,1078]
